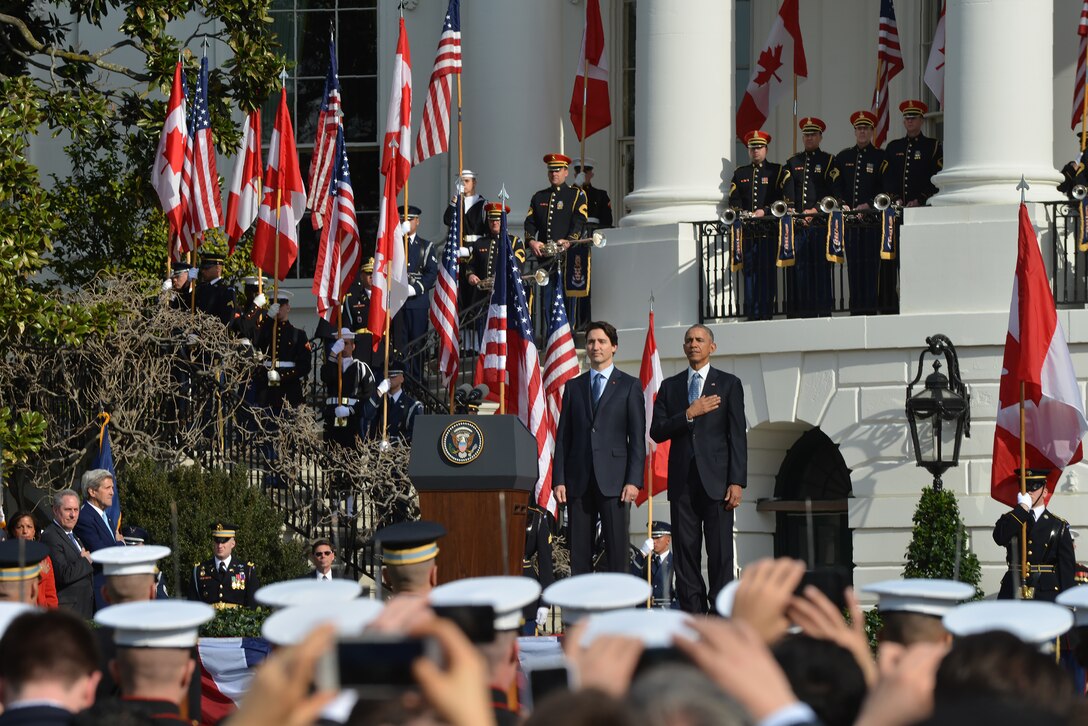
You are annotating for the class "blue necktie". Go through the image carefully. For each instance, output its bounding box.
[592,373,604,408]
[68,531,81,553]
[688,372,701,405]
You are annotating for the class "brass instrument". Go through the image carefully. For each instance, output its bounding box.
[873,192,895,211]
[720,208,754,225]
[818,196,841,213]
[478,268,550,291]
[770,200,790,218]
[1073,184,1087,201]
[541,231,607,257]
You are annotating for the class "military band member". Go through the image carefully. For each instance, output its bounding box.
[784,117,839,317]
[189,522,259,609]
[884,100,942,207]
[443,169,488,239]
[729,130,790,321]
[253,290,312,411]
[321,328,376,448]
[834,111,889,316]
[524,153,589,259]
[572,157,613,229]
[993,469,1076,602]
[463,203,527,311]
[1058,132,1088,197]
[392,205,437,380]
[193,253,236,325]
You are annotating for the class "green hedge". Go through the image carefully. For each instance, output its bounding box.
[120,459,309,598]
[903,486,982,596]
[200,606,273,638]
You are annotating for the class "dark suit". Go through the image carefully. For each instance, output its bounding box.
[993,506,1076,602]
[0,705,75,725]
[650,366,747,614]
[554,368,646,574]
[41,521,94,618]
[309,569,343,580]
[74,502,123,610]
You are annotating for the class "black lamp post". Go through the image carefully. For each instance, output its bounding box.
[905,334,971,491]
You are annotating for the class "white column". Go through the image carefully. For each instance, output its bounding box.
[930,0,1061,205]
[621,0,733,227]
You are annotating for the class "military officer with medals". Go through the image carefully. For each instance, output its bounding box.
[993,469,1076,602]
[728,130,790,321]
[784,117,839,317]
[253,290,312,411]
[189,522,259,609]
[193,253,236,325]
[834,111,889,316]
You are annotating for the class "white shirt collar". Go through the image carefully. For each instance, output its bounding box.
[216,556,232,569]
[688,361,711,380]
[54,519,74,535]
[88,501,105,517]
[591,363,615,382]
[1033,504,1046,520]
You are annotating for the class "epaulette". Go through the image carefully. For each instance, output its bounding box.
[247,561,255,567]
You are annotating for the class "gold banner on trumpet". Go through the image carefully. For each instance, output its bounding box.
[477,268,550,291]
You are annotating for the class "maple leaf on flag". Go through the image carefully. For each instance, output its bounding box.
[754,45,785,87]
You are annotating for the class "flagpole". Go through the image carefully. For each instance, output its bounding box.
[271,69,288,372]
[792,72,798,155]
[1019,381,1028,592]
[579,39,588,172]
[871,58,883,147]
[645,298,654,605]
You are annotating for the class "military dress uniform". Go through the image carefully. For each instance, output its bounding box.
[253,304,313,411]
[883,101,943,207]
[190,556,258,609]
[784,118,839,317]
[364,361,423,445]
[393,207,438,380]
[994,506,1076,602]
[1059,136,1088,196]
[729,130,790,321]
[167,262,194,313]
[464,203,528,315]
[525,154,589,324]
[443,193,488,240]
[321,338,376,448]
[194,278,236,325]
[340,263,382,376]
[834,111,889,315]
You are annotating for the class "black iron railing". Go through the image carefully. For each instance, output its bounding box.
[1045,200,1088,307]
[695,210,902,322]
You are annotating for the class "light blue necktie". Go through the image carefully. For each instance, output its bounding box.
[592,373,604,408]
[688,372,701,405]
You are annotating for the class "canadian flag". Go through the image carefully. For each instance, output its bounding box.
[736,0,807,141]
[991,204,1088,507]
[369,18,413,350]
[152,61,188,237]
[252,89,307,281]
[636,309,670,506]
[224,110,262,255]
[923,1,946,108]
[569,0,611,141]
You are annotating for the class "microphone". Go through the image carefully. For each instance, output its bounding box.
[468,384,489,403]
[454,384,473,405]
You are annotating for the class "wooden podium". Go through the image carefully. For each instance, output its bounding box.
[407,415,538,584]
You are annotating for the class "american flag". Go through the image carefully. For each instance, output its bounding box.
[311,128,360,324]
[413,0,461,166]
[871,0,903,148]
[1073,1,1088,130]
[541,282,577,516]
[430,193,461,387]
[181,56,223,252]
[307,41,342,230]
[486,207,555,512]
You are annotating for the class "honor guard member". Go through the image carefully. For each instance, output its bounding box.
[228,276,268,343]
[1059,132,1088,196]
[365,360,422,445]
[253,290,312,411]
[728,130,790,321]
[522,504,555,634]
[341,257,382,375]
[189,522,259,609]
[193,252,236,325]
[629,521,677,608]
[524,153,589,259]
[834,111,889,316]
[0,539,49,604]
[993,468,1076,602]
[430,577,542,726]
[321,328,376,447]
[884,100,942,208]
[393,205,438,380]
[164,261,195,312]
[542,573,652,626]
[572,157,613,229]
[374,520,446,598]
[444,169,488,239]
[861,579,974,650]
[464,202,527,312]
[784,117,839,317]
[94,600,214,725]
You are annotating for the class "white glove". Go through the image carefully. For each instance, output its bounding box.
[407,286,418,298]
[535,606,549,630]
[377,379,391,396]
[398,221,412,237]
[267,303,280,317]
[330,339,346,356]
[1017,492,1033,510]
[574,171,586,187]
[161,278,172,291]
[458,246,471,259]
[188,268,199,279]
[334,405,351,418]
[253,292,267,308]
[639,538,654,557]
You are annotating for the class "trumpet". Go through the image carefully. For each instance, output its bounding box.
[770,200,790,218]
[1073,184,1088,201]
[873,193,897,211]
[541,232,607,256]
[719,208,754,225]
[478,268,550,291]
[818,196,841,213]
